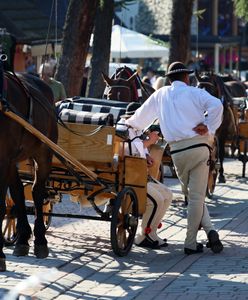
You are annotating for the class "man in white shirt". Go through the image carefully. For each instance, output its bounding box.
[126,62,224,255]
[117,102,173,249]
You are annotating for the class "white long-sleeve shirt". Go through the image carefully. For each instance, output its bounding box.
[126,81,223,143]
[116,118,149,158]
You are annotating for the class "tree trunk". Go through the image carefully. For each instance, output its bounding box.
[87,0,114,98]
[169,0,194,65]
[55,0,98,97]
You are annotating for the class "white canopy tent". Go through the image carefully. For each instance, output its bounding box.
[110,25,169,60]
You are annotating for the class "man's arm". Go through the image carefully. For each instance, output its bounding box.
[200,89,223,134]
[126,92,159,130]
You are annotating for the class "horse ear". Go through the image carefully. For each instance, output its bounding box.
[194,69,201,82]
[127,71,138,83]
[102,72,114,86]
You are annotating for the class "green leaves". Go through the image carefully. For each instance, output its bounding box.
[233,0,248,21]
[193,9,206,20]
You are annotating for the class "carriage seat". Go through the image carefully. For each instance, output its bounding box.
[59,108,114,126]
[57,97,128,124]
[55,101,124,169]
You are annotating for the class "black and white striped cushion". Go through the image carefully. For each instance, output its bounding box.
[59,109,114,126]
[57,99,127,123]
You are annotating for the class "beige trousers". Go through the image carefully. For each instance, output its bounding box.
[170,135,215,250]
[135,180,173,245]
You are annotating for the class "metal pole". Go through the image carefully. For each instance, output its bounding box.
[214,43,220,73]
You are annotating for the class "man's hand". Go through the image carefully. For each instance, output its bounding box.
[143,131,159,148]
[147,131,159,144]
[193,123,208,135]
[146,154,154,167]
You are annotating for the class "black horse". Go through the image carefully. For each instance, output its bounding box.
[0,70,58,271]
[195,71,238,183]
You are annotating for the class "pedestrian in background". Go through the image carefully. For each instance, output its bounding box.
[39,63,67,103]
[126,61,224,255]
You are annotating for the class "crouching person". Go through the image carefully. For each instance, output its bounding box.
[117,102,173,249]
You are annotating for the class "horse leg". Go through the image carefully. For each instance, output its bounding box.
[10,164,32,257]
[218,138,226,183]
[32,155,51,259]
[0,165,9,271]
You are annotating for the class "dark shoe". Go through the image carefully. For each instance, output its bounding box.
[136,237,160,249]
[184,243,204,255]
[206,230,223,253]
[160,238,168,247]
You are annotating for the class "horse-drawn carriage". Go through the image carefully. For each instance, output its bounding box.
[2,64,247,273]
[2,94,168,269]
[0,62,172,271]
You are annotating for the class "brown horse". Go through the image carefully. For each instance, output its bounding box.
[217,74,247,97]
[0,71,58,271]
[195,71,237,183]
[102,66,155,103]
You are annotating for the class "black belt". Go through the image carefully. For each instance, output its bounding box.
[170,143,212,155]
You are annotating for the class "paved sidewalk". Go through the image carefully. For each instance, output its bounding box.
[0,158,247,299]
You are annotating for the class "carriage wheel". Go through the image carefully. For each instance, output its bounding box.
[206,137,219,199]
[3,193,18,246]
[110,187,139,256]
[43,201,53,230]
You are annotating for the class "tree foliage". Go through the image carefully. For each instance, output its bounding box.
[233,0,248,21]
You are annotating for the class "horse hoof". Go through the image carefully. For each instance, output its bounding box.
[34,245,49,258]
[13,244,30,257]
[218,177,226,183]
[0,258,6,272]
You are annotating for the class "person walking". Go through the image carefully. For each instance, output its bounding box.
[116,102,173,249]
[126,62,224,255]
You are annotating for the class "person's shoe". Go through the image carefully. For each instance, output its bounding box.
[206,230,223,253]
[159,238,168,247]
[136,237,160,249]
[184,243,204,255]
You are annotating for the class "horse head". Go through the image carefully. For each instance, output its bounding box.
[195,70,220,99]
[102,71,138,102]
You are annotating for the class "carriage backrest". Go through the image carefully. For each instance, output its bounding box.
[55,98,129,165]
[57,97,128,124]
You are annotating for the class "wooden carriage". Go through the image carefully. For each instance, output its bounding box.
[4,98,167,257]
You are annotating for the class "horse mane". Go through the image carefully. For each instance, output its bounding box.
[212,74,234,107]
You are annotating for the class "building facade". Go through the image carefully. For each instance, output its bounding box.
[116,0,244,74]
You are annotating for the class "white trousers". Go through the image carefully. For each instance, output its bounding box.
[170,135,215,250]
[135,179,173,245]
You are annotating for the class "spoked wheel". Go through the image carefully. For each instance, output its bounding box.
[3,193,18,246]
[111,187,139,256]
[43,201,53,230]
[206,137,220,199]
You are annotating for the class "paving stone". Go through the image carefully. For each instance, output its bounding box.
[0,158,248,299]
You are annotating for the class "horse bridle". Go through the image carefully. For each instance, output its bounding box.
[106,84,131,101]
